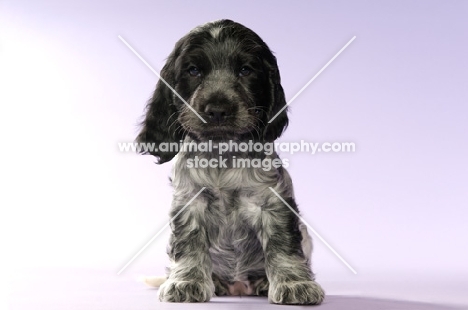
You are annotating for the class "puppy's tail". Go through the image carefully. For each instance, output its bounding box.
[139,276,167,288]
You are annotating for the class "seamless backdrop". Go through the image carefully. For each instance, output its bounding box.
[1,0,467,308]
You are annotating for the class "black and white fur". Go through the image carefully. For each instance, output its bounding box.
[137,20,324,305]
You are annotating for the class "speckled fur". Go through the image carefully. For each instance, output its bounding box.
[136,20,324,304]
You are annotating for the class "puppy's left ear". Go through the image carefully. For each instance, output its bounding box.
[263,56,289,141]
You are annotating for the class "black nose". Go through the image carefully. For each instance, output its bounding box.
[204,104,230,123]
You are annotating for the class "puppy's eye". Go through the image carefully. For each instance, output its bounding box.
[239,66,251,77]
[188,66,201,77]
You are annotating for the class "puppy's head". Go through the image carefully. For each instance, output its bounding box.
[137,20,288,163]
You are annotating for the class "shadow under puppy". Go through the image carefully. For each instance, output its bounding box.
[137,19,324,305]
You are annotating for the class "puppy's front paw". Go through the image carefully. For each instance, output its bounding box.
[269,281,325,305]
[158,279,214,302]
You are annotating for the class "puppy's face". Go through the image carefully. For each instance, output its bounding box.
[137,20,289,163]
[173,27,271,141]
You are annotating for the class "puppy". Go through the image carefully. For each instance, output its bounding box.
[137,19,324,304]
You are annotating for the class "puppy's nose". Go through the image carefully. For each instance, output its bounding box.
[204,104,230,123]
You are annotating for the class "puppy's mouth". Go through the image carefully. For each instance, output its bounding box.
[181,106,257,141]
[197,125,242,140]
[190,120,256,141]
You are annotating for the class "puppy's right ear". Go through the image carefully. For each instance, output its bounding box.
[136,49,184,164]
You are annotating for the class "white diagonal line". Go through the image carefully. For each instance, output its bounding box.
[268,36,356,123]
[117,187,206,275]
[268,187,357,274]
[118,35,207,123]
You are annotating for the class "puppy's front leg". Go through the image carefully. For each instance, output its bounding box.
[158,193,214,302]
[262,193,325,305]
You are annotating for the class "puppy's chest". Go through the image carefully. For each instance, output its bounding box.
[206,188,262,226]
[203,189,263,246]
[205,190,265,279]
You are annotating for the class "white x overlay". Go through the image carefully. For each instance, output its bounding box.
[117,34,357,275]
[269,187,357,274]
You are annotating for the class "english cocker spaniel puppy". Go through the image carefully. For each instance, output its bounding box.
[137,19,324,305]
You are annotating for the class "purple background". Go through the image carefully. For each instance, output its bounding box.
[2,0,467,307]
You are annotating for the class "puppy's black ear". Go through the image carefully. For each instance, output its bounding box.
[136,47,184,164]
[263,55,289,141]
